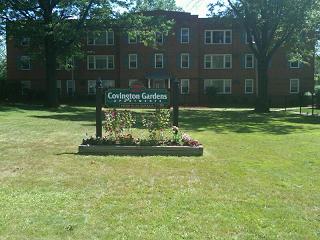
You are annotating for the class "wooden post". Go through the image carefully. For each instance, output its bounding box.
[172,78,180,127]
[96,78,103,138]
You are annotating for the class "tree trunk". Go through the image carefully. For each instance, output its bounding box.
[255,58,270,113]
[44,34,58,107]
[43,4,58,108]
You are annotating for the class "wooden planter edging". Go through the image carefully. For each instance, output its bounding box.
[78,145,204,156]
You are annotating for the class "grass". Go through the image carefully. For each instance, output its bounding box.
[0,104,320,239]
[288,107,320,115]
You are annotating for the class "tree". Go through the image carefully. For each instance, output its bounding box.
[0,35,5,82]
[0,0,172,107]
[0,0,116,107]
[135,0,183,11]
[209,0,319,112]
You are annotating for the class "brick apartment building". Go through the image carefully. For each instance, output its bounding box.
[6,10,315,106]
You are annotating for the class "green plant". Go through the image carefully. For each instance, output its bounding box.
[172,126,181,144]
[142,108,171,141]
[315,89,320,108]
[104,109,136,140]
[118,134,136,145]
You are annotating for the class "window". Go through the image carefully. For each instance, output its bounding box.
[204,79,232,94]
[128,33,137,44]
[19,56,31,70]
[57,80,61,95]
[245,54,254,69]
[245,33,255,44]
[180,79,190,94]
[245,79,254,94]
[21,81,31,95]
[87,55,114,70]
[181,28,189,44]
[129,79,144,88]
[289,60,301,69]
[66,80,75,96]
[129,54,138,69]
[21,37,30,46]
[87,80,115,95]
[103,80,115,89]
[205,30,232,44]
[204,54,232,69]
[153,80,165,89]
[57,57,74,70]
[155,32,163,44]
[87,31,114,45]
[290,79,300,93]
[88,80,96,95]
[181,53,190,69]
[154,53,164,69]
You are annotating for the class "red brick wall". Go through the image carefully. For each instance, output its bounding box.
[6,10,315,105]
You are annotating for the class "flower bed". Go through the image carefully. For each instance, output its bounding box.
[79,109,203,156]
[78,144,203,156]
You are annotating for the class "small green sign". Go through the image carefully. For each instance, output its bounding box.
[105,88,170,108]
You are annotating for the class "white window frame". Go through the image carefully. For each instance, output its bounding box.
[289,60,301,69]
[180,79,190,94]
[87,80,115,95]
[19,56,31,70]
[87,55,115,70]
[103,80,115,89]
[88,80,96,95]
[204,54,232,69]
[87,31,114,46]
[245,33,255,44]
[180,53,190,69]
[290,79,300,94]
[57,80,61,95]
[204,79,232,94]
[128,54,138,69]
[204,30,232,44]
[154,53,164,69]
[180,28,190,44]
[155,32,164,45]
[128,32,138,44]
[245,79,254,94]
[245,54,254,69]
[57,57,74,70]
[66,80,75,96]
[21,81,31,95]
[129,79,145,88]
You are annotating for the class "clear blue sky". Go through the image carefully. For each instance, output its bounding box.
[176,0,213,17]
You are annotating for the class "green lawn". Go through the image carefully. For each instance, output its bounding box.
[288,107,320,115]
[0,105,320,239]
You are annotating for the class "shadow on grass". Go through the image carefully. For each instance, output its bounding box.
[180,110,320,135]
[2,104,319,135]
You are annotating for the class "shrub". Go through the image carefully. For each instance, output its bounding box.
[142,108,171,141]
[104,109,136,140]
[315,89,320,109]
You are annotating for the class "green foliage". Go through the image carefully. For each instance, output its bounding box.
[0,1,174,106]
[208,0,319,112]
[209,0,318,62]
[0,37,5,83]
[142,108,171,141]
[104,109,136,140]
[134,0,183,11]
